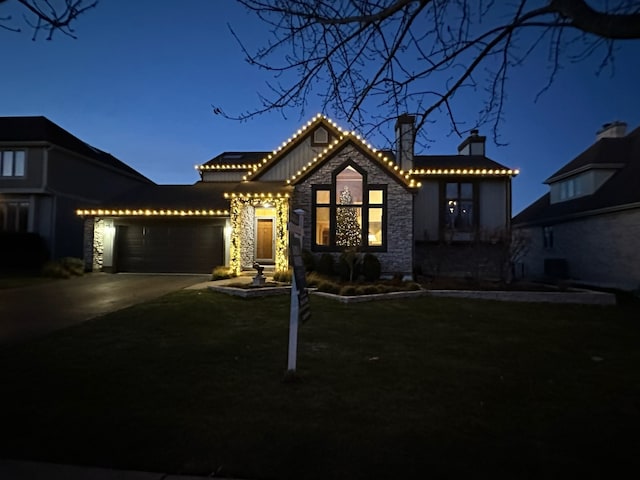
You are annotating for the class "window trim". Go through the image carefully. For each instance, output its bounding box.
[311,160,388,252]
[439,179,478,242]
[0,150,27,178]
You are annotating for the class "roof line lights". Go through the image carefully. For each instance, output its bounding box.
[76,209,229,216]
[409,168,520,176]
[195,164,258,171]
[243,113,341,181]
[223,192,290,199]
[283,132,421,189]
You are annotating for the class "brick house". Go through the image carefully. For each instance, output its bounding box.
[513,122,640,291]
[79,114,518,277]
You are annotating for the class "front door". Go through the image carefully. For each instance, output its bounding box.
[256,218,274,262]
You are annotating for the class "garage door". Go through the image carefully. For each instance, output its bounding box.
[115,220,224,273]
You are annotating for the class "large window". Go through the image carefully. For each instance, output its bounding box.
[313,163,386,251]
[0,201,29,232]
[444,182,474,232]
[0,150,26,177]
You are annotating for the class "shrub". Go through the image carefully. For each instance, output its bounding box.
[363,284,381,295]
[317,280,341,295]
[273,269,293,283]
[361,253,381,281]
[301,249,316,273]
[306,271,327,287]
[41,257,84,278]
[405,282,422,291]
[211,266,236,280]
[316,253,335,276]
[339,285,358,296]
[42,261,71,279]
[60,257,85,276]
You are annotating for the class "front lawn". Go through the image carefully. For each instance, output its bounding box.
[0,292,639,479]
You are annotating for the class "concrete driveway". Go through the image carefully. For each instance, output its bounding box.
[0,273,209,345]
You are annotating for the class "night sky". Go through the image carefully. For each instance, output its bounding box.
[2,1,639,214]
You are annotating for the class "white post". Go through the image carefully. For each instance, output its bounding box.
[286,209,305,374]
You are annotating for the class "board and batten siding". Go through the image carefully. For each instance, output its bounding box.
[259,137,335,182]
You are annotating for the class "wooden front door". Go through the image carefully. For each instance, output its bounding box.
[256,218,274,261]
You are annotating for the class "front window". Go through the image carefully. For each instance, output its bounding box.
[444,182,474,232]
[0,150,26,177]
[313,163,386,251]
[0,201,29,232]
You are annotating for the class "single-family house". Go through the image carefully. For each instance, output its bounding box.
[0,116,151,266]
[76,114,518,278]
[513,122,640,291]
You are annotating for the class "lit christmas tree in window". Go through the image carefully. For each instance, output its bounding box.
[336,186,361,246]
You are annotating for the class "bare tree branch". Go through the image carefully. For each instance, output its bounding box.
[0,0,97,40]
[223,0,640,146]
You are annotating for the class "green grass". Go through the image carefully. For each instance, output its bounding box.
[1,292,639,479]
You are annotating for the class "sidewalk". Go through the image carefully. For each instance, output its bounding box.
[0,459,234,479]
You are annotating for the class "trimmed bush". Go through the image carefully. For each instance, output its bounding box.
[316,253,335,276]
[361,253,381,281]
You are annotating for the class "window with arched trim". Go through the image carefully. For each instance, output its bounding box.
[312,162,386,251]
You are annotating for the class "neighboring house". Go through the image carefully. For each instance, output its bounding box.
[78,114,518,277]
[513,122,640,291]
[0,116,152,264]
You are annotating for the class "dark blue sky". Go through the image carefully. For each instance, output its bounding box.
[2,1,639,214]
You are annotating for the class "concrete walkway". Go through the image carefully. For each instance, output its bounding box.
[0,273,209,345]
[0,459,234,480]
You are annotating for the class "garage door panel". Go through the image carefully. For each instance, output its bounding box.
[116,221,224,273]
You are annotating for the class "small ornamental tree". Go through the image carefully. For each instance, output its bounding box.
[336,186,361,247]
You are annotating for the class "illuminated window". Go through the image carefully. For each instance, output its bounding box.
[444,182,474,233]
[1,150,26,177]
[312,163,386,251]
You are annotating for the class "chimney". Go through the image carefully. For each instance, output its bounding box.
[457,129,486,156]
[596,121,627,141]
[395,114,415,172]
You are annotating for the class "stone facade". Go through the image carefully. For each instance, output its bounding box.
[516,208,640,290]
[293,143,414,275]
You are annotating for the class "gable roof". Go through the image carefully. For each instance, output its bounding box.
[244,114,345,182]
[0,116,151,183]
[513,126,640,226]
[227,114,421,190]
[545,126,640,183]
[284,134,421,190]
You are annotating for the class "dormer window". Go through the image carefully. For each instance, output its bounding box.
[1,150,26,177]
[559,177,582,201]
[312,163,386,251]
